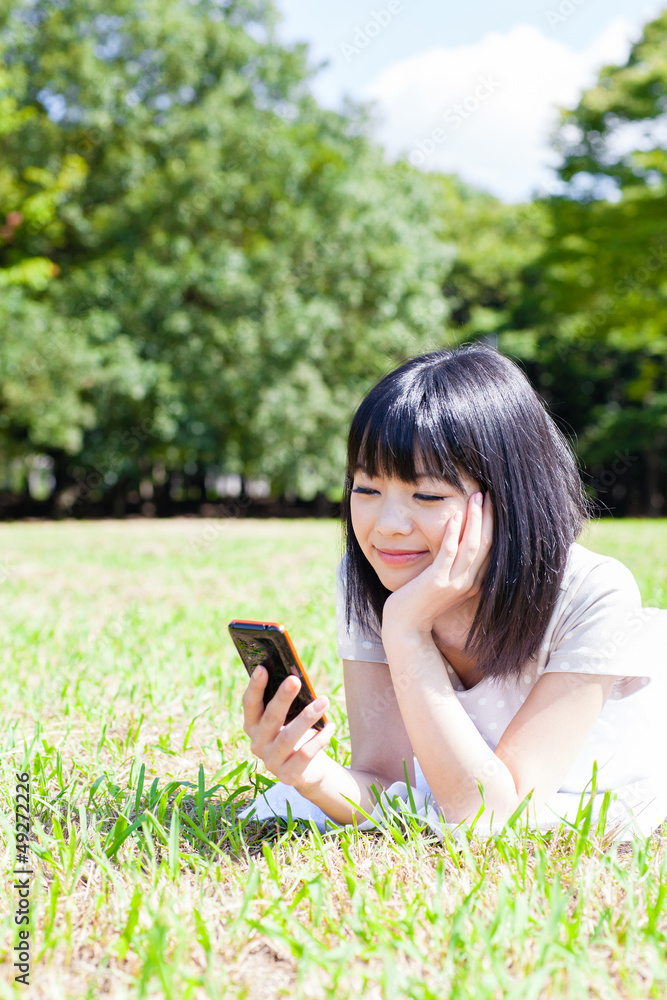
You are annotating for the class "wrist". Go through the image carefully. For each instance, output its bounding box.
[382,598,433,638]
[379,624,456,695]
[381,615,434,646]
[291,747,337,798]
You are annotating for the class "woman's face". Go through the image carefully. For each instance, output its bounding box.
[350,466,483,591]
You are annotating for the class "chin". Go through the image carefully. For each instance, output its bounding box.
[375,565,422,591]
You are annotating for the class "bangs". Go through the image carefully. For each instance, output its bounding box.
[348,385,468,494]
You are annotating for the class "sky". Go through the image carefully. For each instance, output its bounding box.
[273,0,665,202]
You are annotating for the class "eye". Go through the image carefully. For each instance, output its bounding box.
[351,486,379,496]
[414,493,447,502]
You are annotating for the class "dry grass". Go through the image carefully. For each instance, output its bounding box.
[0,517,666,999]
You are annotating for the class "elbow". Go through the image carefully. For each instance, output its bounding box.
[433,762,521,827]
[351,754,416,790]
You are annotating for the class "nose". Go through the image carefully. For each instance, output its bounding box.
[374,496,412,536]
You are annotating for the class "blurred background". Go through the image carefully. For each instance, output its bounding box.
[1,0,666,520]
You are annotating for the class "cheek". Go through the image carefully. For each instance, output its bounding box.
[430,506,464,548]
[429,512,451,550]
[350,498,369,544]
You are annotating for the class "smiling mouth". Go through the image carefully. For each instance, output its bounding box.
[375,549,427,565]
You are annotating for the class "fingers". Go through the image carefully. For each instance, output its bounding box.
[272,721,337,788]
[273,694,329,754]
[261,673,303,731]
[483,491,494,542]
[242,664,269,732]
[245,666,328,754]
[243,668,302,739]
[445,490,494,584]
[435,509,462,565]
[243,660,335,785]
[468,492,494,586]
[293,722,336,759]
[448,491,483,571]
[293,716,334,753]
[263,696,332,773]
[434,493,481,573]
[465,491,485,549]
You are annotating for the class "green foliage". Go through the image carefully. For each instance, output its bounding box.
[555,11,667,194]
[0,35,100,456]
[1,2,666,512]
[425,174,549,343]
[0,0,456,500]
[496,11,667,514]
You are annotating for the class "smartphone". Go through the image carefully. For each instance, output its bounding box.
[228,620,327,731]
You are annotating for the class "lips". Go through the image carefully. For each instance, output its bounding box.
[375,548,427,566]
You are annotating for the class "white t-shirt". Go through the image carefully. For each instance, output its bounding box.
[336,542,667,839]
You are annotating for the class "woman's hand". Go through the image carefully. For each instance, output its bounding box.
[242,665,336,793]
[382,490,494,639]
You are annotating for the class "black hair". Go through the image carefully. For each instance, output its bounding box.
[340,343,593,687]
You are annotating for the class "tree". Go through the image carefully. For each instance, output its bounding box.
[498,11,667,516]
[1,0,457,508]
[423,173,549,347]
[0,46,99,471]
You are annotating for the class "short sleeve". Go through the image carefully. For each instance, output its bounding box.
[335,556,387,663]
[541,553,667,691]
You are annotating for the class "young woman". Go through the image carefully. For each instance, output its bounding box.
[241,344,667,841]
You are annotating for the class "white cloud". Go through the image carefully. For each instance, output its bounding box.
[362,19,643,202]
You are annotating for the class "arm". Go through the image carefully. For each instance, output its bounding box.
[493,669,618,810]
[381,626,518,823]
[382,624,617,825]
[381,492,618,826]
[242,658,415,826]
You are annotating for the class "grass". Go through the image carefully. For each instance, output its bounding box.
[0,515,666,999]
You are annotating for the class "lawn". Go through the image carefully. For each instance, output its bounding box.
[1,516,666,999]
